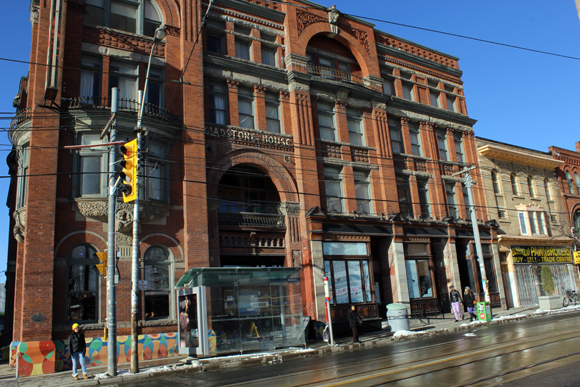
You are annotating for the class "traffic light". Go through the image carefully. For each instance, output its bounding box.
[94,252,108,276]
[120,139,138,202]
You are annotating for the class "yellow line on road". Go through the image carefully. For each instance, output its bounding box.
[320,329,580,387]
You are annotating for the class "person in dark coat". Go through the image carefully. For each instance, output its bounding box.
[68,323,89,380]
[464,286,477,321]
[449,285,464,322]
[347,305,362,343]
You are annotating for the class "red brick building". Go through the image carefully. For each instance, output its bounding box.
[5,0,502,373]
[550,142,580,245]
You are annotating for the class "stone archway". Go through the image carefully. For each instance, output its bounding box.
[207,150,298,203]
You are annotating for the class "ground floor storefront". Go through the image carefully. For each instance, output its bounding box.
[498,236,579,308]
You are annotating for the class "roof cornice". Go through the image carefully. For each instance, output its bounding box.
[478,144,564,169]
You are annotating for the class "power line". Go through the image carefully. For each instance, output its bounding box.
[348,14,580,61]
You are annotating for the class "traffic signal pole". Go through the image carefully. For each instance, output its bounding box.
[107,88,118,376]
[464,172,490,303]
[453,166,490,303]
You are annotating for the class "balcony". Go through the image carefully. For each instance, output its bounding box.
[307,64,381,92]
[9,107,32,143]
[218,200,286,229]
[65,97,179,122]
[218,212,286,229]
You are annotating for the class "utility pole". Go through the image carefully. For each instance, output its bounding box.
[106,88,118,376]
[130,28,167,374]
[452,167,490,302]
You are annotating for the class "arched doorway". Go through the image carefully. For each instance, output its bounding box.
[217,165,286,267]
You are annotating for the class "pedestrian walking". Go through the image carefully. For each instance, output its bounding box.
[68,323,89,381]
[464,286,477,321]
[449,285,464,322]
[347,305,362,343]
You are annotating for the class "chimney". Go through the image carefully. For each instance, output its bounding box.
[576,142,580,153]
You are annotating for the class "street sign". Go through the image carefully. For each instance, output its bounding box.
[573,251,580,265]
[138,280,148,290]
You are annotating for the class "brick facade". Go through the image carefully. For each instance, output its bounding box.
[6,0,502,374]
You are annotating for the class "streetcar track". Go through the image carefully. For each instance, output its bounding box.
[220,319,580,387]
[316,332,580,387]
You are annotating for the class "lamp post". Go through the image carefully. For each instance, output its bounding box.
[130,27,167,374]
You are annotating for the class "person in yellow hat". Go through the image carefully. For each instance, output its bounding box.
[68,323,89,380]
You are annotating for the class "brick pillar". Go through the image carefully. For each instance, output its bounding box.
[17,0,60,343]
[374,108,398,214]
[226,79,239,127]
[392,68,402,98]
[409,175,421,219]
[225,21,235,56]
[400,117,412,156]
[289,89,319,318]
[181,1,210,273]
[334,100,349,144]
[254,85,266,131]
[422,122,446,218]
[251,28,261,63]
[102,55,110,103]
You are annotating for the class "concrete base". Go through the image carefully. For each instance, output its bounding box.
[538,295,561,311]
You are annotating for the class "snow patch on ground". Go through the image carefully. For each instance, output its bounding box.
[393,330,421,338]
[492,313,525,321]
[93,369,131,380]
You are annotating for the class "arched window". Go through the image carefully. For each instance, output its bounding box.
[511,174,519,196]
[527,176,535,198]
[68,244,99,322]
[575,172,580,193]
[544,179,552,201]
[144,245,172,319]
[575,210,580,233]
[566,171,575,195]
[491,171,501,194]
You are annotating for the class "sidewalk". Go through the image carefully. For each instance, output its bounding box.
[1,305,578,386]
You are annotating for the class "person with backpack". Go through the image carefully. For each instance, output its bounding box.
[449,285,464,322]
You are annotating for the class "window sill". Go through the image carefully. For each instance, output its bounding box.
[140,318,177,327]
[530,197,541,201]
[512,195,525,200]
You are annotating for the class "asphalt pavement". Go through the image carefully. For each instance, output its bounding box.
[1,304,579,386]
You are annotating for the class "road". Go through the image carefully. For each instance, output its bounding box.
[124,312,580,387]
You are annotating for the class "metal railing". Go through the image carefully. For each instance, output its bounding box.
[65,97,179,121]
[218,212,286,229]
[306,64,381,92]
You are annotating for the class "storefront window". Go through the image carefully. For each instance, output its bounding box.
[348,261,364,303]
[333,261,349,304]
[362,261,372,302]
[406,260,433,298]
[405,243,434,299]
[324,242,373,305]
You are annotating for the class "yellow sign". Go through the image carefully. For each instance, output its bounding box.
[511,246,572,264]
[573,251,580,265]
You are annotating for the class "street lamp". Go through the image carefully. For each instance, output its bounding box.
[130,26,167,374]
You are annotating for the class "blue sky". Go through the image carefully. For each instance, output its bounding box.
[0,1,579,282]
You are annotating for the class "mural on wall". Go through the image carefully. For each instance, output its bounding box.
[11,333,178,377]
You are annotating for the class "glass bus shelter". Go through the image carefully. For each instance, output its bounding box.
[175,267,304,356]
